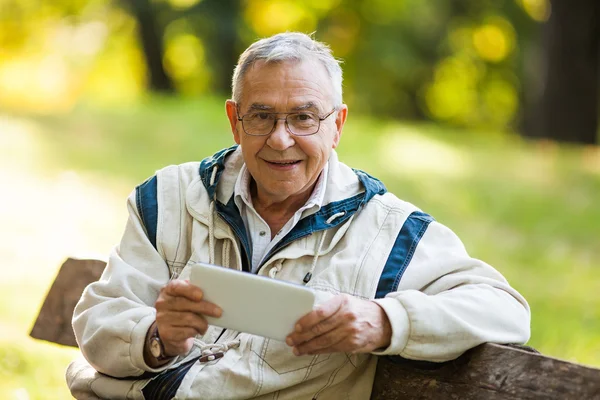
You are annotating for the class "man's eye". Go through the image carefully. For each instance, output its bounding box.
[257,113,270,120]
[291,113,315,121]
[246,113,270,120]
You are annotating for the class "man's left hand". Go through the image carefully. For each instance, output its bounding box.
[286,294,392,355]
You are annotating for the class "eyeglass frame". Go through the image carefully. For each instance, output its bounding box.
[235,107,337,137]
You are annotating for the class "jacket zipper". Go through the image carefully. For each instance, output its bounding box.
[214,328,226,343]
[256,232,313,275]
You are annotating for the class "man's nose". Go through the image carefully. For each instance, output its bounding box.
[267,118,296,150]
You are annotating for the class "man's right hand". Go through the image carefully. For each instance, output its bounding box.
[149,279,222,361]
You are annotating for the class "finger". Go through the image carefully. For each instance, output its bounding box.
[161,331,196,356]
[296,343,370,355]
[286,312,339,347]
[157,311,209,335]
[294,295,345,334]
[292,325,347,356]
[163,280,204,302]
[156,296,222,318]
[163,325,203,342]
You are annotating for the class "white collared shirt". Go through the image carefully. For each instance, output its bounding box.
[233,163,328,273]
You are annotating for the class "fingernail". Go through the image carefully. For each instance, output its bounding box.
[293,347,301,356]
[295,324,302,333]
[286,337,293,346]
[215,308,222,317]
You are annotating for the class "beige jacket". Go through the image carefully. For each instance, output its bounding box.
[67,146,530,399]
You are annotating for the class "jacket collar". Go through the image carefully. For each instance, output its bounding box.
[193,145,387,269]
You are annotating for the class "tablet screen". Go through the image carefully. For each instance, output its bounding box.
[189,262,315,341]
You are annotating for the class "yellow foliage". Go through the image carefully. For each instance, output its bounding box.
[516,0,551,22]
[163,33,211,95]
[302,0,341,12]
[244,0,317,37]
[0,10,145,111]
[482,78,518,126]
[360,0,406,25]
[425,56,481,123]
[83,50,145,105]
[424,52,519,128]
[166,0,202,10]
[82,29,146,105]
[164,34,204,80]
[449,25,474,53]
[472,18,515,63]
[321,8,360,57]
[0,54,78,113]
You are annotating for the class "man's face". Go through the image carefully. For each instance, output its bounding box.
[226,59,348,205]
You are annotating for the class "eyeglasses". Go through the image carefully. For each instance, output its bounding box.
[236,108,337,136]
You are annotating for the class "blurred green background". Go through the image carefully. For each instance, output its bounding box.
[1,0,599,399]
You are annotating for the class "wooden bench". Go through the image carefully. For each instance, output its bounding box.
[31,258,600,399]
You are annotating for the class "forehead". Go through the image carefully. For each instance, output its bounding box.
[240,59,334,111]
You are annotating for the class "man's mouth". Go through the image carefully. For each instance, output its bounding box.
[265,160,302,165]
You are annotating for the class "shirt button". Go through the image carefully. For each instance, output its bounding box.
[259,231,266,237]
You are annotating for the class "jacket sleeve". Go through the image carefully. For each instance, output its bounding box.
[372,220,531,362]
[72,190,175,377]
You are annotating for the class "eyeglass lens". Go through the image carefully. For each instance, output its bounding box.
[242,113,320,136]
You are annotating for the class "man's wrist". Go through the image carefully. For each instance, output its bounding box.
[372,301,392,350]
[144,322,175,368]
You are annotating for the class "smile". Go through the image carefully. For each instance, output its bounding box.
[266,160,301,165]
[264,159,302,170]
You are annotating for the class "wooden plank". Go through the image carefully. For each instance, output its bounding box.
[29,258,106,347]
[371,343,600,400]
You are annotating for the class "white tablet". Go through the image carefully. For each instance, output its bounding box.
[189,262,315,342]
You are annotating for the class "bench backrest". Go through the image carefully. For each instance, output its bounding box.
[30,258,600,400]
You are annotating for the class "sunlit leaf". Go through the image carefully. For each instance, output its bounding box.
[244,0,316,37]
[472,17,515,63]
[516,0,551,22]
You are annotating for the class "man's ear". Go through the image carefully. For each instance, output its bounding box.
[225,100,241,144]
[332,104,348,149]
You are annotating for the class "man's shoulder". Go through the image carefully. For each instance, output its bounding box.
[156,161,203,184]
[368,190,419,213]
[365,191,436,226]
[136,145,241,190]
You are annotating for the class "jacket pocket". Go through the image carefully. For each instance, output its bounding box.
[255,337,331,376]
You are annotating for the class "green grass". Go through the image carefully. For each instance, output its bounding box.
[1,95,599,398]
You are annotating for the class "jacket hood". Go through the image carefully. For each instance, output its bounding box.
[197,145,386,211]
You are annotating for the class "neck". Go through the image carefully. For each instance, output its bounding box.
[251,181,315,236]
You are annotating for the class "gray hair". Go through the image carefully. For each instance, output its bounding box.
[231,32,343,107]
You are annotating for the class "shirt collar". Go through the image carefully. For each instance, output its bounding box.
[233,162,328,216]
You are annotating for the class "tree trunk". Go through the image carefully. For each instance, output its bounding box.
[525,0,599,144]
[129,0,175,93]
[201,0,240,96]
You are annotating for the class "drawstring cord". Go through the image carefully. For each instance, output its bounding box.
[209,165,234,269]
[193,338,240,363]
[222,239,231,269]
[208,165,233,268]
[269,259,284,279]
[208,202,215,264]
[303,211,346,284]
[208,166,218,265]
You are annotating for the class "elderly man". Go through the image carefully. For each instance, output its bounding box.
[67,32,530,399]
